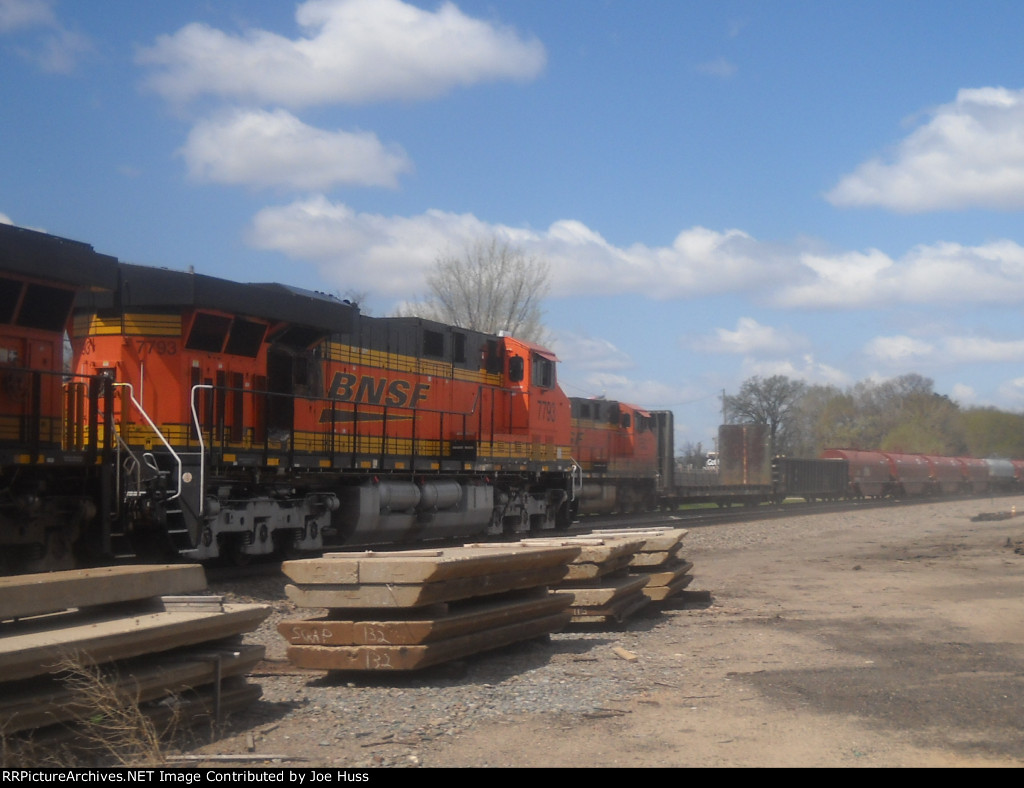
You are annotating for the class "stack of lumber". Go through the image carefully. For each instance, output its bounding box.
[277,545,580,672]
[0,564,270,736]
[589,527,694,602]
[507,536,654,624]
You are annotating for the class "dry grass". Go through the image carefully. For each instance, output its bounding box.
[1,653,181,768]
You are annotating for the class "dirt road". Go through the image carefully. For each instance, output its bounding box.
[206,495,1024,768]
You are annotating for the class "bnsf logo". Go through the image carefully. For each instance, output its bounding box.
[328,372,430,408]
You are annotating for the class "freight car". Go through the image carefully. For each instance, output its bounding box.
[821,448,1006,499]
[770,457,848,504]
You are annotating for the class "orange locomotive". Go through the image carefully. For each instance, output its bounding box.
[569,398,671,514]
[0,225,120,572]
[71,260,575,562]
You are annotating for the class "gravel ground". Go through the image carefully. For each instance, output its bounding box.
[192,498,1024,768]
[204,567,708,767]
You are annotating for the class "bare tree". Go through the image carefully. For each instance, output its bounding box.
[403,237,551,343]
[724,375,807,456]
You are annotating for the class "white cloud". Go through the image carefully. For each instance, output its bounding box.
[248,197,797,300]
[827,87,1024,212]
[0,212,12,225]
[567,372,690,410]
[863,335,936,366]
[778,240,1024,308]
[181,109,412,190]
[0,0,53,32]
[741,355,850,387]
[248,196,492,296]
[689,317,806,356]
[249,198,1024,310]
[950,383,976,405]
[864,332,1024,369]
[944,335,1024,363]
[137,0,546,108]
[996,377,1024,407]
[0,0,90,73]
[542,223,790,297]
[550,333,634,373]
[33,27,91,73]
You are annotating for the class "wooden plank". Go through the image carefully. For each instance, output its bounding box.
[278,591,573,646]
[467,537,646,580]
[556,573,649,607]
[483,537,647,565]
[633,560,694,587]
[588,527,689,552]
[569,591,652,624]
[286,612,572,672]
[641,573,694,602]
[0,603,270,681]
[628,548,683,567]
[561,553,636,581]
[0,565,208,621]
[286,564,569,609]
[284,545,579,586]
[0,644,264,734]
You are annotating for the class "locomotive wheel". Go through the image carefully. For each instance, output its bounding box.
[221,536,252,567]
[554,501,572,530]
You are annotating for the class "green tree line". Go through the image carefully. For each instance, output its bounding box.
[723,373,1024,459]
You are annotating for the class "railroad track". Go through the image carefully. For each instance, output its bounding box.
[204,493,1015,583]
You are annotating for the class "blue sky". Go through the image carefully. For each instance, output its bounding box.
[4,0,1024,450]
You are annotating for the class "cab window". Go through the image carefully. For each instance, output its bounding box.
[532,354,554,389]
[509,355,524,383]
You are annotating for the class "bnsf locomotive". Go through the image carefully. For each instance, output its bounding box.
[0,223,1020,574]
[2,223,579,571]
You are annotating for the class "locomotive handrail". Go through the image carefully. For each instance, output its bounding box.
[190,383,213,516]
[112,382,183,502]
[569,458,583,502]
[187,376,567,470]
